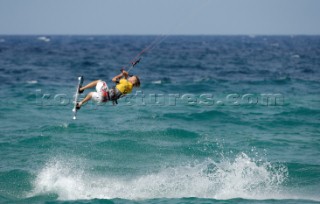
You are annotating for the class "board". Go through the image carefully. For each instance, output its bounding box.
[72,76,84,120]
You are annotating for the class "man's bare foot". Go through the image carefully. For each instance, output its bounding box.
[78,87,84,94]
[76,102,82,110]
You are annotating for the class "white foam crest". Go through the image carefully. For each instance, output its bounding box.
[26,80,38,84]
[291,54,300,59]
[29,153,317,201]
[151,80,162,84]
[30,158,86,200]
[37,36,50,42]
[209,153,287,200]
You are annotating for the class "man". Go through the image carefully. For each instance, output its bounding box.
[76,70,140,109]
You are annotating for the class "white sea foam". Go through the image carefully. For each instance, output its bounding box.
[29,153,318,201]
[26,80,38,84]
[151,80,162,84]
[37,36,50,42]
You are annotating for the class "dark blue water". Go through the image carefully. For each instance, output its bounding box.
[0,35,319,204]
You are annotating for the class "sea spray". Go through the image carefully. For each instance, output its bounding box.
[30,153,288,200]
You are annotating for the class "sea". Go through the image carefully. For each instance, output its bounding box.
[0,35,319,204]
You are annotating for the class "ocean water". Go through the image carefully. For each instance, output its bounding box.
[0,35,319,204]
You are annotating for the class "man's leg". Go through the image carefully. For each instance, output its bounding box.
[77,92,94,108]
[79,80,101,92]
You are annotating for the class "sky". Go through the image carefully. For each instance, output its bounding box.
[0,0,319,35]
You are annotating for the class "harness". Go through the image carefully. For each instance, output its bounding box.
[102,87,124,105]
[107,88,120,105]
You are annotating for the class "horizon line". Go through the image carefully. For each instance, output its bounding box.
[1,33,320,37]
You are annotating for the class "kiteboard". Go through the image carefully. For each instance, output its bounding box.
[72,76,84,120]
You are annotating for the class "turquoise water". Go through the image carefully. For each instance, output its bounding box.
[0,36,319,203]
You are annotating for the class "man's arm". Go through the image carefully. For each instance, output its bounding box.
[112,71,128,83]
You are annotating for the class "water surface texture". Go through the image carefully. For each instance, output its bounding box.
[0,36,319,204]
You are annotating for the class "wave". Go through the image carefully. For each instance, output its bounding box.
[163,110,230,122]
[26,153,319,202]
[275,107,320,117]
